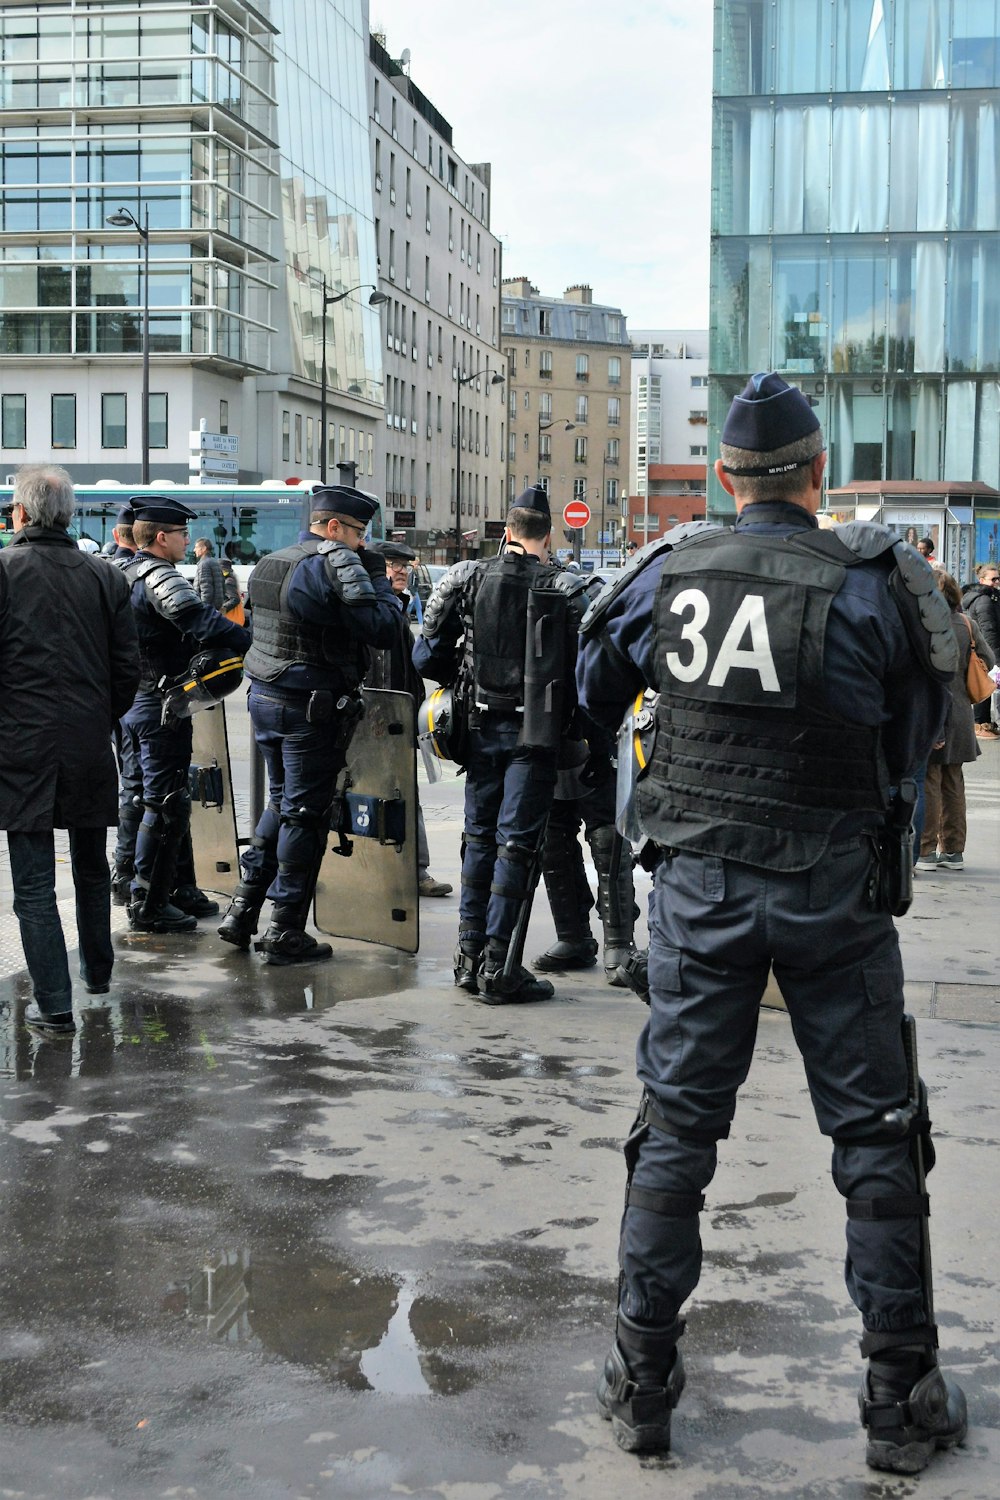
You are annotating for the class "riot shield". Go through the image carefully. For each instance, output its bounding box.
[313,688,419,954]
[188,703,241,898]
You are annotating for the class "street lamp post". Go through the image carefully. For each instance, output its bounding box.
[600,451,608,566]
[538,415,577,559]
[457,367,504,388]
[106,205,149,484]
[318,279,388,482]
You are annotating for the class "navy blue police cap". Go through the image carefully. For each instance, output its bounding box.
[509,484,551,521]
[115,503,135,526]
[310,484,380,525]
[721,373,821,477]
[130,495,199,526]
[373,539,416,561]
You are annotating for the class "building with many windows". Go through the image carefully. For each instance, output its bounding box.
[628,329,707,542]
[0,0,384,490]
[501,279,630,562]
[369,34,503,557]
[710,0,1000,523]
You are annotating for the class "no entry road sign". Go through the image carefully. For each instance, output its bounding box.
[563,500,591,528]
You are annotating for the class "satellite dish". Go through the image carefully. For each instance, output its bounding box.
[400,47,411,71]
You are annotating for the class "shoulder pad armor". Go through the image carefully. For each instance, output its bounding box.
[887,540,958,681]
[137,559,200,618]
[422,558,478,639]
[830,519,898,561]
[580,520,722,640]
[317,540,376,605]
[546,566,591,600]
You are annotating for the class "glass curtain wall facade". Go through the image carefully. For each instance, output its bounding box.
[710,0,1000,516]
[0,1,277,368]
[271,0,382,410]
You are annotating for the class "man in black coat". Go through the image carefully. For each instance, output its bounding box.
[961,562,1000,736]
[365,540,452,897]
[0,466,139,1035]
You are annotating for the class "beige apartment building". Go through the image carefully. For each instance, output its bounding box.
[501,280,631,563]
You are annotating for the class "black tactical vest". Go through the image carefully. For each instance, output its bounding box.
[468,551,539,711]
[637,528,889,871]
[122,556,185,692]
[244,539,362,687]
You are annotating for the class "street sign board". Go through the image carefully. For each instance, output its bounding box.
[190,431,239,454]
[563,500,591,528]
[190,456,239,475]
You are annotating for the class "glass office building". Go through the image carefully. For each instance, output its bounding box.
[710,0,1000,517]
[0,0,383,483]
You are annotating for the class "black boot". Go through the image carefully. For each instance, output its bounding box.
[453,934,484,993]
[533,823,597,972]
[127,895,197,934]
[591,825,638,985]
[171,884,220,918]
[218,882,268,952]
[596,1313,685,1453]
[257,904,332,966]
[111,864,133,907]
[534,936,598,971]
[860,1343,967,1474]
[480,940,555,1005]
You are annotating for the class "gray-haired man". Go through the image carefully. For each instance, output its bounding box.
[0,465,139,1035]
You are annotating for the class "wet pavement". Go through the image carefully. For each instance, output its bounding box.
[1,709,998,1498]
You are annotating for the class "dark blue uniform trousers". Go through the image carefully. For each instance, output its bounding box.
[120,693,192,893]
[622,838,926,1337]
[242,684,346,908]
[460,716,558,947]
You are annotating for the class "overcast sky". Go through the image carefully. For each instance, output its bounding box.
[368,1,713,331]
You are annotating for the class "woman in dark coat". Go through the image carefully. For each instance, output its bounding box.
[915,568,995,874]
[0,466,139,1031]
[960,561,1000,736]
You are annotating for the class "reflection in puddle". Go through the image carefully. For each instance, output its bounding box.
[359,1273,431,1395]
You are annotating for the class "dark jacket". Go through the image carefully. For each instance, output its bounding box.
[195,553,225,609]
[961,581,1000,660]
[0,527,140,831]
[365,590,425,702]
[932,610,994,766]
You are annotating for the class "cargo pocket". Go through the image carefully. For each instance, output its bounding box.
[862,946,906,1099]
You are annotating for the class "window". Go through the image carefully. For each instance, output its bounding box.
[306,416,314,467]
[575,395,588,423]
[523,390,530,410]
[606,477,619,504]
[573,477,586,501]
[608,356,621,385]
[538,393,552,421]
[606,438,620,463]
[294,413,302,464]
[219,399,229,434]
[607,316,621,339]
[538,309,551,335]
[690,444,708,457]
[690,374,708,387]
[537,476,550,497]
[523,432,529,451]
[539,350,552,379]
[282,409,290,462]
[101,393,126,448]
[1,393,26,448]
[538,434,552,461]
[576,354,589,381]
[51,394,75,449]
[574,313,589,339]
[502,305,516,329]
[608,396,621,426]
[373,79,380,122]
[574,436,588,463]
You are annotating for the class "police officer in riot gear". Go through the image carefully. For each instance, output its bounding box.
[578,374,967,1472]
[532,730,637,985]
[121,498,251,933]
[217,485,399,965]
[413,486,591,1004]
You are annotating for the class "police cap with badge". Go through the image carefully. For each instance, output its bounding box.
[509,484,551,520]
[310,484,380,528]
[720,371,822,476]
[115,502,135,527]
[131,495,200,529]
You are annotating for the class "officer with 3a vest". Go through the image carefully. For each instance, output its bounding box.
[120,498,252,933]
[413,485,592,1004]
[217,484,399,965]
[577,374,967,1472]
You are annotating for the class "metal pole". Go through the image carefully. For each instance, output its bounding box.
[642,342,651,547]
[320,276,328,483]
[141,205,150,485]
[600,454,606,566]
